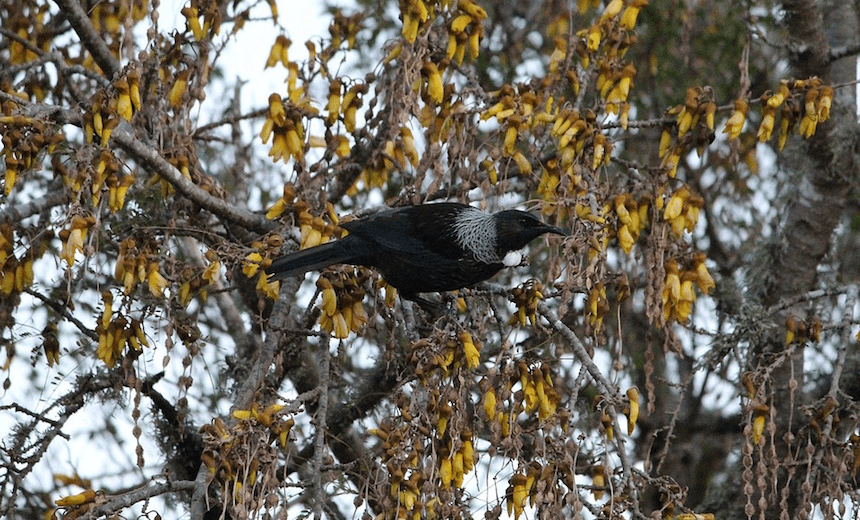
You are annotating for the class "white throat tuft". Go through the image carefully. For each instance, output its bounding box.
[502,250,522,267]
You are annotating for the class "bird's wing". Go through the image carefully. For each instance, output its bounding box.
[342,204,469,260]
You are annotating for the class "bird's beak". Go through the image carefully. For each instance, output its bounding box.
[542,224,567,237]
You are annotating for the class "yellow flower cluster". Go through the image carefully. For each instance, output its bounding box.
[58,215,96,267]
[613,193,650,253]
[674,86,718,139]
[750,403,769,445]
[265,35,291,68]
[596,396,615,441]
[0,223,45,298]
[200,409,294,505]
[316,271,369,338]
[758,78,833,149]
[83,149,135,211]
[369,423,443,520]
[177,250,222,307]
[88,0,147,35]
[623,387,640,435]
[166,69,192,108]
[385,127,421,170]
[534,158,572,218]
[410,331,483,380]
[595,388,641,440]
[482,85,611,180]
[241,252,279,299]
[586,283,608,333]
[599,0,648,30]
[328,11,363,50]
[420,61,446,105]
[6,3,51,65]
[401,0,483,44]
[42,323,60,367]
[115,69,143,120]
[446,0,487,65]
[83,71,142,146]
[267,188,342,250]
[114,238,169,297]
[505,461,573,519]
[438,427,475,489]
[784,314,822,345]
[264,183,297,221]
[181,1,222,41]
[325,79,368,132]
[299,205,340,250]
[508,280,544,326]
[0,110,65,196]
[589,464,606,499]
[661,87,717,177]
[556,108,610,173]
[353,128,420,194]
[658,185,703,238]
[380,279,399,308]
[261,93,308,164]
[576,0,646,68]
[230,403,295,449]
[481,85,551,174]
[96,291,149,368]
[546,36,573,79]
[519,361,560,422]
[722,99,749,139]
[388,469,431,519]
[660,254,715,323]
[597,61,636,123]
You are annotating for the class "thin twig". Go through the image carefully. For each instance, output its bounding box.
[193,107,268,136]
[536,301,617,396]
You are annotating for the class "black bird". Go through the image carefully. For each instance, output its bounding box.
[266,202,565,305]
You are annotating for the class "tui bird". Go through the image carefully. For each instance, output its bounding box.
[266,202,565,306]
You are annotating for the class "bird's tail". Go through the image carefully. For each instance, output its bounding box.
[265,240,357,280]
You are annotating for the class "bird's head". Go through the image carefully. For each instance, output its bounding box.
[492,210,566,254]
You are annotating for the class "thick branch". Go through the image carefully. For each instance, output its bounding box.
[0,188,69,224]
[111,129,275,234]
[81,480,196,520]
[52,0,121,79]
[766,0,859,301]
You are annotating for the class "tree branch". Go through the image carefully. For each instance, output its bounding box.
[111,129,275,234]
[81,480,196,520]
[0,188,68,224]
[52,0,121,79]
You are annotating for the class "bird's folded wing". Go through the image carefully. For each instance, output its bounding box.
[342,206,467,261]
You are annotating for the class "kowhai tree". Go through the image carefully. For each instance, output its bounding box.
[1,0,859,519]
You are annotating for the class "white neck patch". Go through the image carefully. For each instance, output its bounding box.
[502,250,522,267]
[452,207,500,264]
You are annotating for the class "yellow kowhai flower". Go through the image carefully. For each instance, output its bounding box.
[147,263,169,297]
[723,99,748,139]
